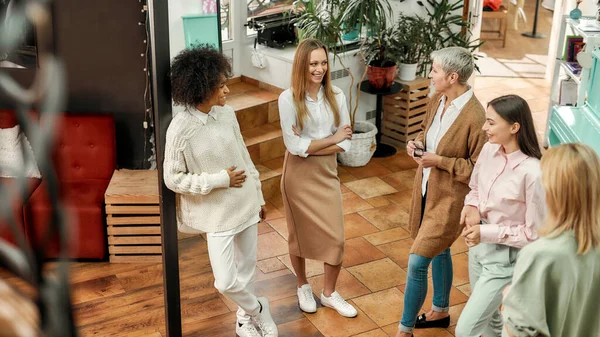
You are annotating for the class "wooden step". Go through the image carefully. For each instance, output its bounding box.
[227,77,285,200]
[256,164,281,200]
[227,82,280,131]
[242,122,286,164]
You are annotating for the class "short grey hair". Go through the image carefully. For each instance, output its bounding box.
[430,47,474,85]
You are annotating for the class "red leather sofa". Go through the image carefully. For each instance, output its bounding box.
[0,110,116,259]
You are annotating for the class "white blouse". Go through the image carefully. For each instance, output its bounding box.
[422,88,473,196]
[278,85,351,157]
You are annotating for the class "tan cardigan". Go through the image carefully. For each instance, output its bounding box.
[408,92,487,258]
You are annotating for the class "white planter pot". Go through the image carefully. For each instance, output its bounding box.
[398,62,418,81]
[337,121,378,167]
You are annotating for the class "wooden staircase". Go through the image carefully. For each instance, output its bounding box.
[227,77,285,200]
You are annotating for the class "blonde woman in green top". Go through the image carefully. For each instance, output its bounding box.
[501,143,600,337]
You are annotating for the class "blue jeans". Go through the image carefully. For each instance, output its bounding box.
[398,248,453,333]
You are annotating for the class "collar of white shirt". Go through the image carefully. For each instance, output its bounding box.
[493,145,530,169]
[305,86,324,103]
[188,106,218,125]
[438,87,473,112]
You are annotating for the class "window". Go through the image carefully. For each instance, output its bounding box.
[220,0,232,41]
[199,0,231,41]
[246,0,292,36]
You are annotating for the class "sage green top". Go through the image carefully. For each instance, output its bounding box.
[502,231,600,337]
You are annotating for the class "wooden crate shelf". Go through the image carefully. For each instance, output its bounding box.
[105,169,162,263]
[382,77,431,148]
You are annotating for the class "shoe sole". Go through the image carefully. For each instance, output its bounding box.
[321,302,358,318]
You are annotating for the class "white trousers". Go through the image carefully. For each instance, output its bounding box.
[206,224,260,323]
[455,243,519,337]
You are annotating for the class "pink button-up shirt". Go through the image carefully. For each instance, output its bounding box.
[464,142,546,248]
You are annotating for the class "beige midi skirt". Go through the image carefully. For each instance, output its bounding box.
[280,151,345,265]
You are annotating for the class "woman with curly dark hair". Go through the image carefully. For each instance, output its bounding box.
[163,44,278,337]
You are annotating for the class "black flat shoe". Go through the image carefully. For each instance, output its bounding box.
[414,313,450,329]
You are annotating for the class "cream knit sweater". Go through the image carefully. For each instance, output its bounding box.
[163,105,265,233]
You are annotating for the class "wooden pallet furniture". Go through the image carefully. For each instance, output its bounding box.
[381,77,431,149]
[482,5,508,48]
[104,169,162,263]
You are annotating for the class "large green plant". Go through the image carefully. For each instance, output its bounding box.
[340,0,393,38]
[417,0,484,76]
[393,15,429,65]
[291,0,346,47]
[359,26,399,67]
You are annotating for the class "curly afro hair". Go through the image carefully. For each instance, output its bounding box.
[170,44,232,108]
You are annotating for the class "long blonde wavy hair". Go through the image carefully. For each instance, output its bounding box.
[291,38,340,130]
[539,143,600,254]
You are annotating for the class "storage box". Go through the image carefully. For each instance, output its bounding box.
[381,77,431,148]
[105,170,162,263]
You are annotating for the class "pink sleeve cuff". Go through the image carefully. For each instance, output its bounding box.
[464,195,479,208]
[480,224,500,244]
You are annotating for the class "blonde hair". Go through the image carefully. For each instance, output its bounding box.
[291,38,340,130]
[540,143,600,254]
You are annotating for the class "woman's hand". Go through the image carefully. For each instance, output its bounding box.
[227,166,246,188]
[259,205,267,222]
[460,205,481,227]
[406,140,423,157]
[462,224,481,247]
[292,125,301,137]
[332,124,352,143]
[420,152,442,168]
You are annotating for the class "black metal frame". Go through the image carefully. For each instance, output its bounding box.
[148,1,222,336]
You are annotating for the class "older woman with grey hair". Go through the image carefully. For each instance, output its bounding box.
[395,47,487,337]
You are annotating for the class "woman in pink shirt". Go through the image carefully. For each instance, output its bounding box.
[454,95,546,337]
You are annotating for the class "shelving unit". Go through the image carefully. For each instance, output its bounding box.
[544,16,600,147]
[557,60,582,85]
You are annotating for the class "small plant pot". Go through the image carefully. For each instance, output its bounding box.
[338,121,378,167]
[367,63,397,89]
[398,62,418,81]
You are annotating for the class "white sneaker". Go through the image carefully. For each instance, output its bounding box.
[253,297,278,337]
[297,284,317,313]
[320,291,358,318]
[236,321,261,337]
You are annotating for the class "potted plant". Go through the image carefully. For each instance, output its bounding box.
[393,15,429,81]
[358,26,399,89]
[341,0,394,89]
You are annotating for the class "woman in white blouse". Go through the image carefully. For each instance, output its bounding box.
[278,38,357,318]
